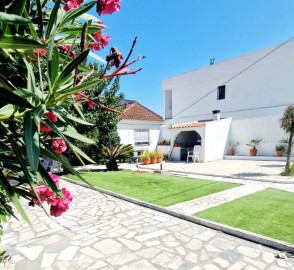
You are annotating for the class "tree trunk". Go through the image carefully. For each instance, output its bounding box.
[285,133,293,169]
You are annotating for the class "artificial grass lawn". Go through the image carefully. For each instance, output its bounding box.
[66,171,239,207]
[196,188,294,244]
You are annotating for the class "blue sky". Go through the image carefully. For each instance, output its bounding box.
[91,0,294,115]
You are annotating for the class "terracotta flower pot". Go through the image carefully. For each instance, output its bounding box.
[228,149,235,155]
[249,149,257,156]
[157,157,163,163]
[143,158,150,165]
[276,151,284,157]
[150,157,157,164]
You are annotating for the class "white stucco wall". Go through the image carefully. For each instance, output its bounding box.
[117,119,162,152]
[203,118,232,162]
[162,40,294,124]
[229,115,289,156]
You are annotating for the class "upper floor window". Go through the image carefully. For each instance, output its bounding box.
[134,129,149,146]
[217,85,226,100]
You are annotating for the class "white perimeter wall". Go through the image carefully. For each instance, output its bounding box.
[117,120,162,152]
[229,115,289,156]
[204,118,232,162]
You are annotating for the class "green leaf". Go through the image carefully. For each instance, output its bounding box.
[56,79,101,97]
[54,49,90,89]
[0,104,14,115]
[36,0,44,39]
[61,1,96,25]
[24,112,40,172]
[0,87,34,108]
[70,143,96,164]
[33,104,46,129]
[89,51,107,64]
[23,9,38,40]
[66,113,94,126]
[0,35,45,49]
[24,59,36,95]
[59,25,102,35]
[0,12,30,24]
[45,0,61,40]
[48,47,59,85]
[14,88,38,99]
[8,0,26,16]
[61,126,95,144]
[0,169,31,225]
[59,53,92,72]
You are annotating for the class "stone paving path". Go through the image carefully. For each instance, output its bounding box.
[167,184,268,215]
[166,176,294,215]
[1,180,294,270]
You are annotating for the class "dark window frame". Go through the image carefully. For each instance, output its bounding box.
[217,85,226,100]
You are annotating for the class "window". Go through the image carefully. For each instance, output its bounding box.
[134,129,149,146]
[217,85,226,100]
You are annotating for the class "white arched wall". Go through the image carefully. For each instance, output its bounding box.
[170,127,205,162]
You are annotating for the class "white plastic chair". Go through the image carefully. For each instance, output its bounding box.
[187,145,201,163]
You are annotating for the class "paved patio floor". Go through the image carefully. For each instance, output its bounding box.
[0,160,294,269]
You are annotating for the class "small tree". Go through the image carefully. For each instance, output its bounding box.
[100,144,133,171]
[280,105,294,171]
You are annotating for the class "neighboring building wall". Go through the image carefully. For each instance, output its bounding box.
[229,115,289,156]
[204,118,232,162]
[117,119,162,154]
[162,41,294,124]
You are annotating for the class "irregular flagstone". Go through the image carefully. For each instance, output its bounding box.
[16,245,44,261]
[118,259,158,270]
[106,251,138,266]
[57,246,79,261]
[135,229,169,242]
[152,251,183,270]
[40,252,57,268]
[93,239,123,255]
[79,246,103,259]
[135,247,161,259]
[118,237,142,251]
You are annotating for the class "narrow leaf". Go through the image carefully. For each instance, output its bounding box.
[54,49,89,88]
[0,12,30,24]
[61,1,95,24]
[45,0,61,40]
[0,35,45,49]
[0,87,34,108]
[0,169,31,225]
[24,112,40,172]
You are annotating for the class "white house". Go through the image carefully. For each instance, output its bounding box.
[117,99,163,157]
[161,40,294,162]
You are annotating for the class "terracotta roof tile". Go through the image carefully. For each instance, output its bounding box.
[121,102,163,121]
[170,121,205,129]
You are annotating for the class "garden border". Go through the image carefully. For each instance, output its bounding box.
[62,176,294,254]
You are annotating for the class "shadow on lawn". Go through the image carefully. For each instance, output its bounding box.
[150,181,227,205]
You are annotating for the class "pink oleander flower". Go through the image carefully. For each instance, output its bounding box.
[40,112,58,132]
[58,44,75,58]
[50,188,73,217]
[40,123,52,132]
[87,100,94,109]
[48,172,59,186]
[51,139,67,154]
[89,30,110,51]
[96,0,121,16]
[30,49,47,61]
[33,185,54,204]
[64,0,84,11]
[44,112,58,123]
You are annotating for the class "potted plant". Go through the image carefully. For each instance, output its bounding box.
[228,140,239,155]
[246,138,262,156]
[156,152,164,163]
[150,151,158,164]
[141,150,150,165]
[275,144,286,157]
